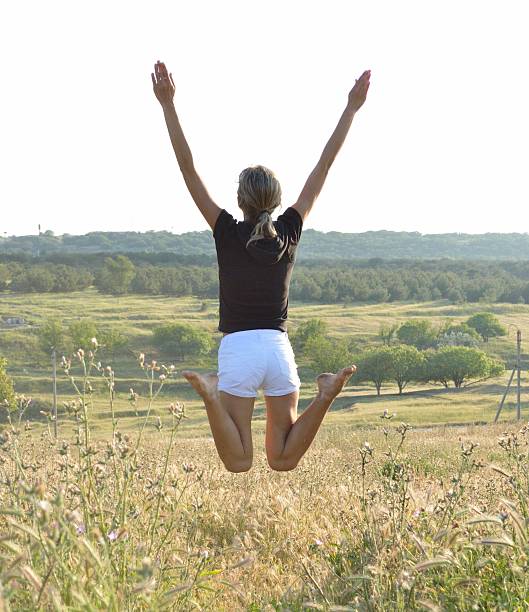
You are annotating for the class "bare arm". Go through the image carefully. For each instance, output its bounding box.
[152,61,221,230]
[293,70,371,222]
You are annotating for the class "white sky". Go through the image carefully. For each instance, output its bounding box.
[1,0,528,237]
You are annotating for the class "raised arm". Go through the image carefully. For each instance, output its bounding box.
[152,61,221,230]
[292,70,371,222]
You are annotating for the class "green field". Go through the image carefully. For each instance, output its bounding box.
[3,291,529,609]
[1,290,528,436]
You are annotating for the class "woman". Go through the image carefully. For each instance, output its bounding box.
[152,61,370,472]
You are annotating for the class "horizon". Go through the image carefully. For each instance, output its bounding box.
[4,225,529,240]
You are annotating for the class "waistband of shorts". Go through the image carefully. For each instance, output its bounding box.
[221,329,288,343]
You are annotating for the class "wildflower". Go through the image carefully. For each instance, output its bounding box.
[91,337,98,348]
[77,348,84,360]
[108,529,118,542]
[169,402,184,417]
[397,570,413,591]
[182,463,196,473]
[61,356,71,373]
[159,374,166,381]
[37,500,52,514]
[138,352,145,367]
[199,550,210,560]
[361,441,373,455]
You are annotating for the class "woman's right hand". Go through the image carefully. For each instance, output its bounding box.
[348,70,371,112]
[151,61,176,108]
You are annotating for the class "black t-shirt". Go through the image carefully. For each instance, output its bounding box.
[213,207,303,333]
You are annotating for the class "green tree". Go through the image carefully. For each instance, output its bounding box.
[466,312,507,342]
[98,328,128,360]
[152,323,212,361]
[305,335,354,374]
[425,346,503,388]
[292,319,328,353]
[11,267,54,292]
[356,347,394,396]
[378,322,399,346]
[51,265,93,292]
[396,319,437,350]
[388,345,425,394]
[38,319,67,353]
[0,264,10,290]
[69,320,98,352]
[97,256,136,295]
[0,358,16,410]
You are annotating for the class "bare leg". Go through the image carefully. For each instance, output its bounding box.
[265,366,355,471]
[182,371,254,472]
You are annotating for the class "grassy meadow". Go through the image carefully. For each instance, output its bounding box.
[1,290,528,434]
[2,291,529,609]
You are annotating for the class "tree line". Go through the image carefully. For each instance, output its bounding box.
[4,256,529,304]
[4,227,529,260]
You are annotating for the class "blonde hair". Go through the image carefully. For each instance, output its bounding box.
[237,166,281,246]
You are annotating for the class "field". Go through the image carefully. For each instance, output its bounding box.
[2,292,529,609]
[1,290,529,434]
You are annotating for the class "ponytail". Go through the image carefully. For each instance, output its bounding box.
[246,210,277,247]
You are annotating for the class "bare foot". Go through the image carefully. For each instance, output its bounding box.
[182,371,218,402]
[316,366,356,401]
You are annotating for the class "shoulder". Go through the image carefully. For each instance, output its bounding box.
[275,207,303,243]
[213,210,237,242]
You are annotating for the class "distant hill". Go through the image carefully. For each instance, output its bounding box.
[2,228,529,260]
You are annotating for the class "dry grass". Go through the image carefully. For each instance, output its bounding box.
[2,294,529,608]
[2,355,529,610]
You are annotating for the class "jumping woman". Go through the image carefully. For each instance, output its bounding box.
[152,61,370,472]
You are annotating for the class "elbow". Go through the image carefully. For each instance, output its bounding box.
[178,158,195,175]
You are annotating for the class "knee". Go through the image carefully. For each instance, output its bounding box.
[267,456,298,472]
[224,457,253,473]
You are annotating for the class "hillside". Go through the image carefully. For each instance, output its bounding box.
[2,227,529,260]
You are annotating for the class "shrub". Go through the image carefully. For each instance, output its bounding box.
[396,319,437,350]
[0,357,16,410]
[424,346,504,388]
[466,312,507,342]
[305,334,354,374]
[291,319,328,353]
[356,347,394,395]
[152,323,212,361]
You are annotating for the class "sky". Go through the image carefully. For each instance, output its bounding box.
[1,0,528,237]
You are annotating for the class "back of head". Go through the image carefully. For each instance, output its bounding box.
[238,166,281,246]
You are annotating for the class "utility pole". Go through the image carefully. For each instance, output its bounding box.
[494,329,522,423]
[52,348,58,439]
[517,329,521,421]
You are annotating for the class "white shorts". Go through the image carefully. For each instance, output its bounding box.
[217,329,301,398]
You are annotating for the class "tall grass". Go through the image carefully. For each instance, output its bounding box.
[1,346,529,609]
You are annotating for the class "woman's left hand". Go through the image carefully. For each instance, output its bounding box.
[348,70,371,112]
